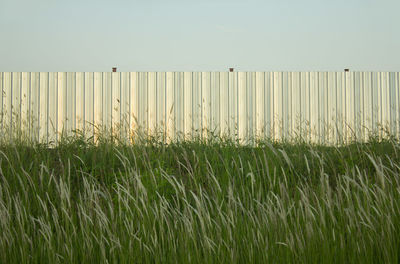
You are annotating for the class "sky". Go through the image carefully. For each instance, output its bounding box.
[0,0,399,72]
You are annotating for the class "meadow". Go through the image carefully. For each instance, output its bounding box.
[0,133,399,263]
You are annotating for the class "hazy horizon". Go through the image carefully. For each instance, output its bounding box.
[1,0,399,72]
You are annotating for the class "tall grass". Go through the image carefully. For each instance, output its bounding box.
[0,132,399,263]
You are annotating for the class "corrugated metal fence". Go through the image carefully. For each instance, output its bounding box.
[0,72,399,144]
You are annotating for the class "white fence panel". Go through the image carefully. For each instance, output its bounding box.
[1,72,399,144]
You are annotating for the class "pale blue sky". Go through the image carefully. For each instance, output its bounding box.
[1,0,399,72]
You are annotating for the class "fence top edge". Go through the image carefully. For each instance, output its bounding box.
[1,71,399,74]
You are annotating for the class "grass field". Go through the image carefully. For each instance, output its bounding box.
[0,134,399,263]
